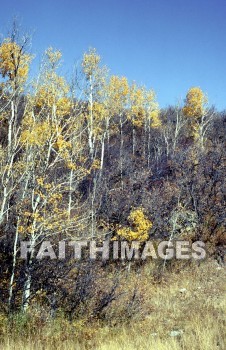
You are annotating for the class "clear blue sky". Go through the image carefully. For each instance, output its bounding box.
[0,0,226,110]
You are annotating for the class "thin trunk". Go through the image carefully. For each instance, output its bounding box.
[22,193,40,311]
[164,131,169,158]
[143,119,147,160]
[22,238,35,312]
[173,110,179,153]
[91,177,97,238]
[147,123,151,168]
[100,135,105,174]
[68,169,73,219]
[22,270,32,312]
[8,217,20,311]
[7,101,14,158]
[88,75,94,158]
[0,187,7,225]
[120,115,124,189]
[132,126,136,156]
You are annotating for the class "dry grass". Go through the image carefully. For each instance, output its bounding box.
[1,259,225,350]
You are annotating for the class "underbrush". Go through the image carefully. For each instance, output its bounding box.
[0,259,225,350]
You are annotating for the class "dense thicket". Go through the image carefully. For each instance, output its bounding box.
[0,28,225,318]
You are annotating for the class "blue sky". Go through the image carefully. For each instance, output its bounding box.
[0,0,226,110]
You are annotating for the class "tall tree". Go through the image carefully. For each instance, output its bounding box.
[183,87,214,148]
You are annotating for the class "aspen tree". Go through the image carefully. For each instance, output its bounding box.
[183,87,213,148]
[0,25,32,310]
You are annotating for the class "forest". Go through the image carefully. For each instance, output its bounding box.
[0,24,225,350]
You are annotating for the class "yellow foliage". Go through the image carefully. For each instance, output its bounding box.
[117,208,152,241]
[92,102,108,121]
[37,177,44,186]
[110,76,129,98]
[86,102,108,138]
[82,48,101,78]
[35,86,55,109]
[54,135,71,151]
[91,158,101,170]
[34,48,70,118]
[49,193,63,205]
[128,84,161,128]
[35,79,70,113]
[107,75,129,114]
[56,97,71,116]
[129,84,146,127]
[183,87,208,119]
[66,161,77,170]
[182,87,208,139]
[21,119,52,146]
[45,47,62,67]
[150,109,161,128]
[0,38,31,84]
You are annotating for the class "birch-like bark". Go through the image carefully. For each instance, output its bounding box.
[88,75,94,158]
[119,114,124,189]
[8,217,20,311]
[68,168,73,219]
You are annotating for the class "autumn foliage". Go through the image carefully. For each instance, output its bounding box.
[0,27,225,327]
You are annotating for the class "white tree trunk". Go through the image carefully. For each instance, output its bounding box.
[8,217,20,310]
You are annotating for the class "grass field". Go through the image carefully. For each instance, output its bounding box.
[1,259,225,350]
